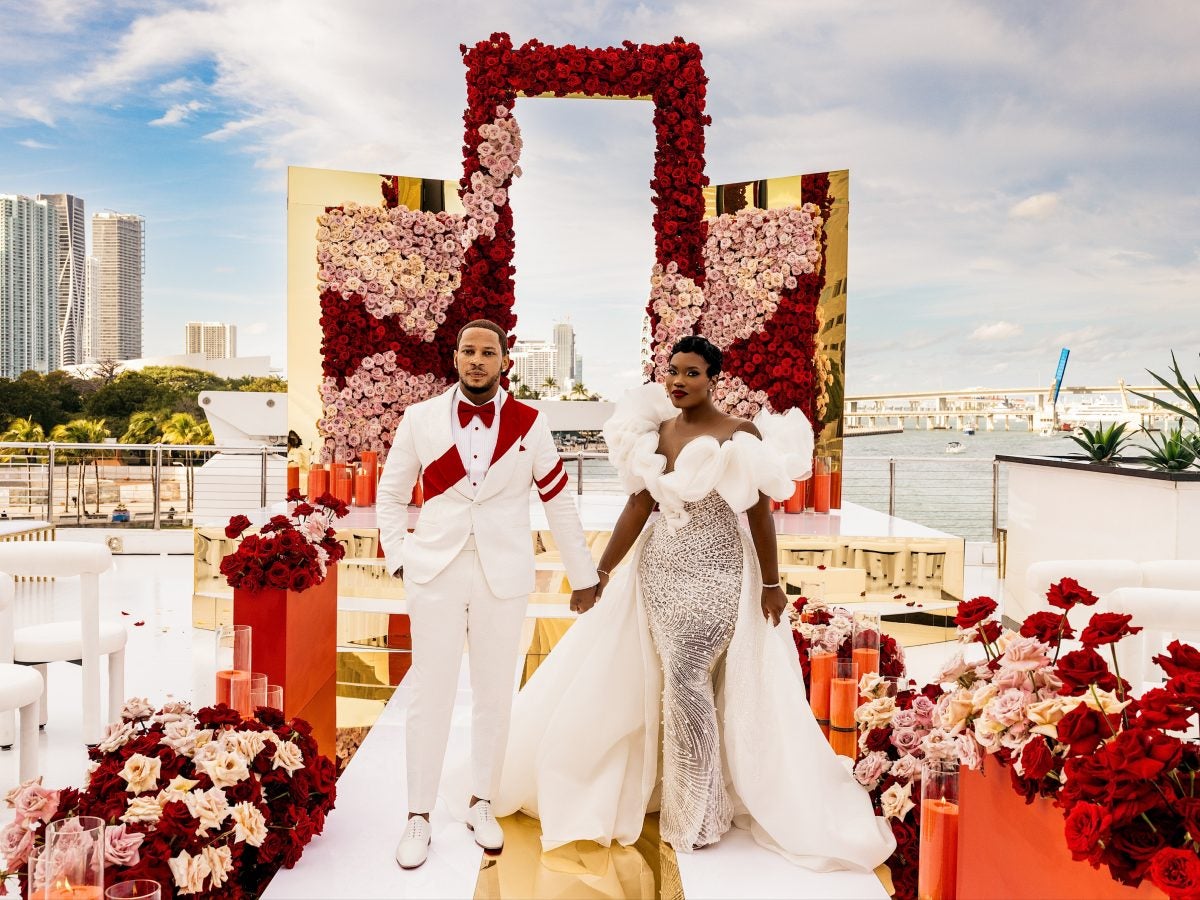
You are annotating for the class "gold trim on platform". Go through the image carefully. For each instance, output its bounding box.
[474,812,680,899]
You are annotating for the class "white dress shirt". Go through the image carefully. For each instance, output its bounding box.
[451,386,505,497]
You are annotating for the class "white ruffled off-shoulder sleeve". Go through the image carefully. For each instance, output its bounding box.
[604,384,816,519]
[602,384,675,495]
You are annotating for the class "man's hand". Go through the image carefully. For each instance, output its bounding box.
[570,584,599,615]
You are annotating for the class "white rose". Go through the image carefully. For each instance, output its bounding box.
[880,781,915,820]
[98,721,135,753]
[1081,688,1131,717]
[184,787,229,834]
[201,750,251,789]
[169,849,212,896]
[272,740,305,775]
[202,845,233,889]
[120,697,155,721]
[230,801,267,847]
[121,795,164,824]
[120,753,162,794]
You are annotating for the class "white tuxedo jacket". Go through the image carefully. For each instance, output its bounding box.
[376,387,598,598]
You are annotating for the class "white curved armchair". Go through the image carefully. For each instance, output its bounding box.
[0,574,45,780]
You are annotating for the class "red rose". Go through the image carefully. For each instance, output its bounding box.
[1111,813,1167,873]
[1019,735,1055,781]
[954,596,998,629]
[289,569,315,593]
[1155,640,1200,677]
[1046,577,1100,610]
[863,728,891,753]
[1080,612,1143,648]
[1056,648,1115,695]
[267,562,292,589]
[1105,729,1183,781]
[1135,687,1195,731]
[225,514,252,539]
[1056,705,1109,755]
[1063,802,1112,861]
[1178,798,1200,845]
[1149,848,1200,899]
[1019,610,1075,643]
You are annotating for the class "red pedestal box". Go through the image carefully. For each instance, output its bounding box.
[234,566,338,761]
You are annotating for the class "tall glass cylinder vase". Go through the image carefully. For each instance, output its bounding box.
[215,624,253,717]
[812,455,832,513]
[853,612,882,701]
[919,760,960,900]
[40,815,105,897]
[829,658,859,758]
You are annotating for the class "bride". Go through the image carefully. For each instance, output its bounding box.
[486,335,895,871]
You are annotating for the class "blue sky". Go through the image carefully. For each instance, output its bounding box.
[1,0,1197,398]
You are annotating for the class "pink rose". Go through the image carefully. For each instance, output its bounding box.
[0,820,34,867]
[13,782,59,824]
[891,727,922,754]
[1001,636,1051,672]
[892,709,918,730]
[103,822,145,867]
[853,751,891,790]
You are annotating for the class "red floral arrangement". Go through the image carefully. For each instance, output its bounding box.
[317,33,830,460]
[843,580,1200,900]
[0,700,337,898]
[219,491,348,593]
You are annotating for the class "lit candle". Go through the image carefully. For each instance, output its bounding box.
[830,467,843,509]
[46,882,103,899]
[216,669,252,716]
[784,479,804,514]
[852,647,881,679]
[286,465,299,493]
[918,797,960,900]
[809,650,836,736]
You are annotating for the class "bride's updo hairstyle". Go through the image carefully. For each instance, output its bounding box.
[670,335,723,377]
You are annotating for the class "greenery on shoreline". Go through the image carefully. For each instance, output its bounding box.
[0,366,286,439]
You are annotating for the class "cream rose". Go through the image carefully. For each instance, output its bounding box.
[121,796,164,825]
[230,801,267,847]
[1026,696,1083,739]
[880,781,915,820]
[203,845,233,889]
[169,849,212,895]
[119,754,162,794]
[184,787,230,834]
[272,740,305,775]
[200,750,250,789]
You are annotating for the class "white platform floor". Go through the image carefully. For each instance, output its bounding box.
[0,551,1003,898]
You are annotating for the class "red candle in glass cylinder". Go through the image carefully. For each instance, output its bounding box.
[813,456,831,513]
[919,797,960,900]
[829,662,859,758]
[286,465,299,492]
[809,650,835,734]
[216,669,252,716]
[354,471,372,506]
[852,647,880,679]
[307,466,328,499]
[334,473,353,505]
[783,480,804,514]
[831,467,843,509]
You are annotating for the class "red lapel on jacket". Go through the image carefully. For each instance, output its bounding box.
[421,445,467,502]
[490,395,539,466]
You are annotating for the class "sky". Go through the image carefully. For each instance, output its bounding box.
[1,0,1197,399]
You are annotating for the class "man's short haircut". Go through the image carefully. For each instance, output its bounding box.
[457,319,509,352]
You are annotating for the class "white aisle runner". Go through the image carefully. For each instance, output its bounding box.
[265,657,889,900]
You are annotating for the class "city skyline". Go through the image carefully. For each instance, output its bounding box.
[0,3,1196,400]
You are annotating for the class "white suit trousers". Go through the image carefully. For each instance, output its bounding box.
[404,540,527,813]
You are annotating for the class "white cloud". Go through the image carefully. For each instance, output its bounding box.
[17,138,55,150]
[14,98,55,126]
[149,99,205,127]
[969,322,1023,342]
[1010,193,1061,219]
[243,322,269,335]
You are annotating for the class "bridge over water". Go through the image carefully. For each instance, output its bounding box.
[844,382,1182,432]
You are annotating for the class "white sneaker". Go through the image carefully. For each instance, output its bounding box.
[395,815,431,869]
[467,799,504,851]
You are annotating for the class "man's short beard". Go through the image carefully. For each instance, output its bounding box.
[459,372,500,395]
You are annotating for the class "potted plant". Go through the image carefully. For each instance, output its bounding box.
[1066,421,1138,464]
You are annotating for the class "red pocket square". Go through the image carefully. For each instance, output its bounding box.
[519,445,526,452]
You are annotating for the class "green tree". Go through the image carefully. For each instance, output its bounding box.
[570,382,589,400]
[541,376,558,398]
[161,412,214,512]
[49,418,110,518]
[82,371,162,437]
[120,410,170,465]
[0,370,85,432]
[0,417,46,513]
[229,375,288,393]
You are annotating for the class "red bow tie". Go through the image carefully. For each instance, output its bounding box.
[458,400,496,428]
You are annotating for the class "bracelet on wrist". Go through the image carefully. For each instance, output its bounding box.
[761,581,782,589]
[597,568,610,577]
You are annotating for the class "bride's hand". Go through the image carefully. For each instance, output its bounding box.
[761,585,788,626]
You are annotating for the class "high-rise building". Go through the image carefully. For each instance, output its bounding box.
[83,255,101,364]
[0,194,59,378]
[92,211,144,361]
[37,193,86,367]
[185,321,237,359]
[553,321,575,388]
[574,352,583,387]
[510,339,559,397]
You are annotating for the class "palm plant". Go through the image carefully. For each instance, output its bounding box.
[120,410,169,466]
[1139,425,1199,471]
[570,382,589,400]
[1066,422,1137,464]
[49,418,110,518]
[0,417,46,513]
[541,376,558,398]
[1130,351,1200,429]
[161,413,214,512]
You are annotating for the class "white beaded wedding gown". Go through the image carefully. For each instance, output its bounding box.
[487,384,896,871]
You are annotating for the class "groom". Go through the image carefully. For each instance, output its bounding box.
[377,319,599,869]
